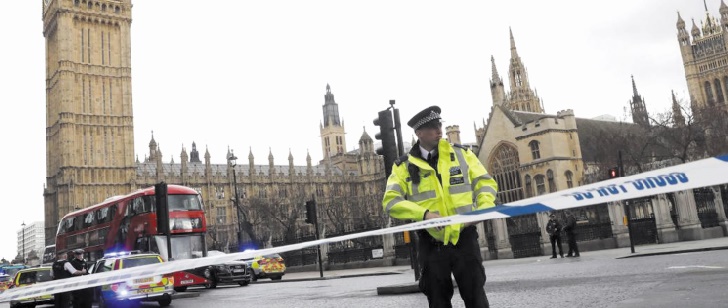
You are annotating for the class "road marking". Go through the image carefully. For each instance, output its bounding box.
[668,265,724,269]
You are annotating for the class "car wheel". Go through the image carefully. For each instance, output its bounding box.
[251,273,257,282]
[173,286,188,292]
[204,280,217,289]
[238,280,249,286]
[158,297,172,307]
[271,276,282,281]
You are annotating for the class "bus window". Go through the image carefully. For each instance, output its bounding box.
[74,215,84,231]
[83,212,96,228]
[96,207,111,224]
[66,217,76,233]
[42,245,55,265]
[169,195,202,211]
[153,235,204,261]
[134,237,149,252]
[144,196,156,212]
[131,198,143,215]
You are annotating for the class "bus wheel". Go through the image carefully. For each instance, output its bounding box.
[174,286,188,292]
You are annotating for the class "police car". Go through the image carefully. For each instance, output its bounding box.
[0,273,10,292]
[88,251,174,307]
[243,253,286,281]
[7,266,54,308]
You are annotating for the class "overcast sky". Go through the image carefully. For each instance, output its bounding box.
[0,0,714,260]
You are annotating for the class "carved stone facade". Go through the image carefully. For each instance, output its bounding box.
[677,2,728,112]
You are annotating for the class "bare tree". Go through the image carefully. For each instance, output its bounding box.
[648,99,728,163]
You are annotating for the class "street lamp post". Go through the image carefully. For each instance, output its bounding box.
[21,222,26,264]
[229,152,244,250]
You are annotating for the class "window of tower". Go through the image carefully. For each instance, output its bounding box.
[535,175,546,196]
[704,81,715,106]
[565,171,574,188]
[715,79,725,103]
[547,169,556,193]
[524,175,532,198]
[529,140,540,160]
[216,207,226,224]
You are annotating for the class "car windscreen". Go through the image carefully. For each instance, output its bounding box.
[17,270,52,284]
[122,256,160,269]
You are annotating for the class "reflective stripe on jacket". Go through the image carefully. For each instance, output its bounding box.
[382,139,498,245]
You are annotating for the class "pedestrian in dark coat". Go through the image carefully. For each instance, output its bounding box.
[546,213,564,258]
[563,211,580,257]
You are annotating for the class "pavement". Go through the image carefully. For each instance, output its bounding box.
[171,236,728,298]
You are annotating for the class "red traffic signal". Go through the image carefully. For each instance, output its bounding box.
[608,167,619,179]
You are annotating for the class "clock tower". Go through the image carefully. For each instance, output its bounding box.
[41,0,136,244]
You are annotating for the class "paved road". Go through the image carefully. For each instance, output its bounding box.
[3,249,727,307]
[171,250,728,307]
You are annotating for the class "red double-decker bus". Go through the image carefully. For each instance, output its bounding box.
[55,184,209,291]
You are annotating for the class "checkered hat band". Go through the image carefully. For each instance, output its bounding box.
[412,111,441,130]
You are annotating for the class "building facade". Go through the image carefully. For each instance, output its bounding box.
[677,1,728,112]
[17,221,45,263]
[475,29,728,259]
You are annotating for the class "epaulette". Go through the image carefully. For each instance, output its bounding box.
[395,154,409,166]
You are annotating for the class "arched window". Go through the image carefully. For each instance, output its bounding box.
[529,140,540,160]
[715,79,724,103]
[547,170,556,193]
[535,175,546,196]
[705,81,715,105]
[488,144,524,203]
[565,170,574,188]
[524,175,532,198]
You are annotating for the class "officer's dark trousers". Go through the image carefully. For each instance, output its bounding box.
[72,288,93,308]
[418,226,488,308]
[566,231,580,256]
[550,234,563,257]
[54,291,71,308]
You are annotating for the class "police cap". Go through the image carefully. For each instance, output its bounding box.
[407,105,442,130]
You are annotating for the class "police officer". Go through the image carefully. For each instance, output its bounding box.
[564,210,580,257]
[546,213,564,259]
[68,249,92,308]
[51,252,73,308]
[382,106,498,308]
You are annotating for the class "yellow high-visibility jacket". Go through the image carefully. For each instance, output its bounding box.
[382,139,498,245]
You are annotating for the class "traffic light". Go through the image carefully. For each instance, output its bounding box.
[155,182,170,234]
[608,167,619,179]
[374,109,398,177]
[304,200,317,224]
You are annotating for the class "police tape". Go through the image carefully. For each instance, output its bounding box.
[2,154,727,302]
